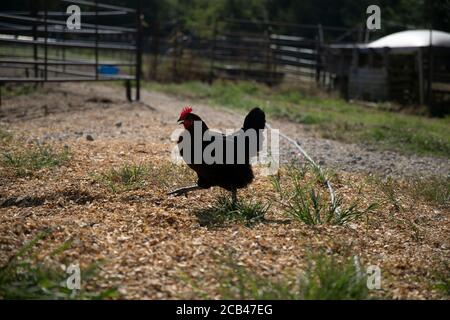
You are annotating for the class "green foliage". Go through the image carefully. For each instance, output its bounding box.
[432,261,450,296]
[285,183,375,226]
[168,0,267,36]
[105,0,449,35]
[152,162,197,190]
[373,176,402,212]
[2,145,70,177]
[0,128,12,145]
[4,1,449,37]
[195,194,269,227]
[298,254,370,300]
[188,253,371,300]
[271,165,377,225]
[370,174,449,209]
[215,262,297,300]
[96,163,149,192]
[95,162,197,193]
[410,176,450,208]
[1,84,38,99]
[0,231,118,300]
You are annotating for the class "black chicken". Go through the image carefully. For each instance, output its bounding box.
[168,106,266,204]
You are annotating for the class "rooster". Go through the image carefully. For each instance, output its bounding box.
[168,106,266,204]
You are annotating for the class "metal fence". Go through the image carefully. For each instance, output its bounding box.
[144,19,364,87]
[0,0,142,103]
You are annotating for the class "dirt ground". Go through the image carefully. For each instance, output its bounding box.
[0,83,448,299]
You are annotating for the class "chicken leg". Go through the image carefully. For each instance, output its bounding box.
[167,185,202,196]
[231,188,237,207]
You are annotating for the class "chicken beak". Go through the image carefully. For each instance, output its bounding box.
[177,119,184,125]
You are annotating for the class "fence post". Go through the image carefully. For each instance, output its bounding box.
[44,1,48,81]
[417,48,424,105]
[150,21,160,80]
[265,23,273,86]
[357,24,364,42]
[135,0,143,100]
[426,29,433,110]
[382,47,390,100]
[209,20,218,84]
[31,0,38,81]
[172,24,179,81]
[316,24,324,86]
[95,0,99,80]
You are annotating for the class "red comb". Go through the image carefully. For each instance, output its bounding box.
[180,106,193,119]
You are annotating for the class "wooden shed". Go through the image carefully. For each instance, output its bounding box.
[323,30,450,114]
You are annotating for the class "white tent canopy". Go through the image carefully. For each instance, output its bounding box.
[329,30,450,51]
[367,30,450,48]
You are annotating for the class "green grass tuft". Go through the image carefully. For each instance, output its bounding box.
[0,231,118,300]
[2,145,70,177]
[187,253,371,300]
[1,84,38,99]
[369,174,449,209]
[297,254,371,299]
[95,162,197,193]
[410,176,450,208]
[195,195,269,227]
[152,162,197,190]
[96,163,149,192]
[0,128,12,144]
[272,165,377,225]
[284,184,376,226]
[432,261,450,296]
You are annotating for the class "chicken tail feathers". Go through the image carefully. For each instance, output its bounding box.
[242,107,266,132]
[241,107,266,158]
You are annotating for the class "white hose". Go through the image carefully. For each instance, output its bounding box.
[225,108,341,216]
[265,123,339,214]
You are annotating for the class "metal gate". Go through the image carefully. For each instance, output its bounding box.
[0,0,142,103]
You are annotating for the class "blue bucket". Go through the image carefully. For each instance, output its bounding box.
[98,65,119,75]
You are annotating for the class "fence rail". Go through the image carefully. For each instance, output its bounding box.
[0,0,142,102]
[145,19,364,86]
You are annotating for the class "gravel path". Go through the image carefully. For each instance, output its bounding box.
[1,82,448,179]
